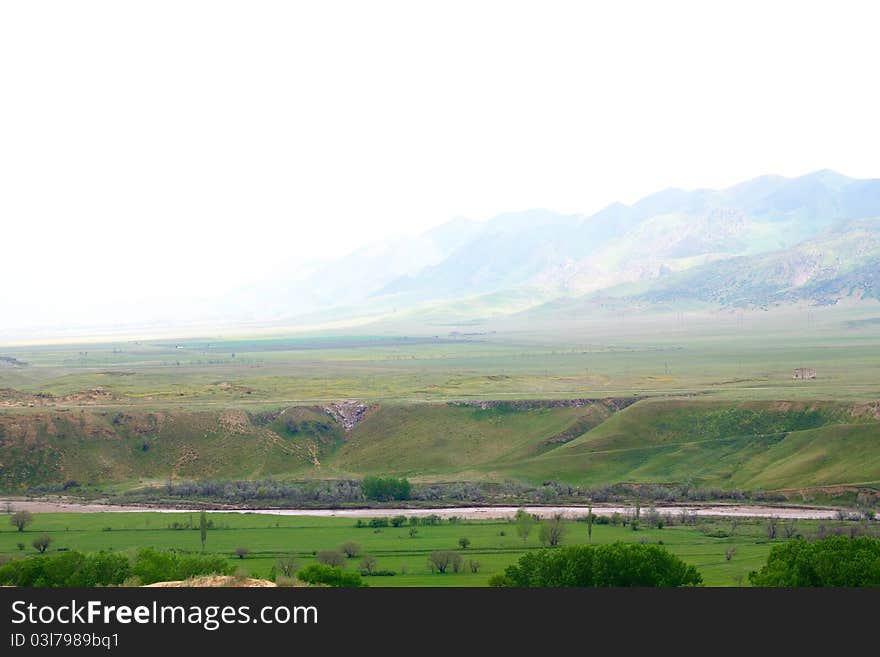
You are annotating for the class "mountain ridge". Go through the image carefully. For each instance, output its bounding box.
[229,170,880,326]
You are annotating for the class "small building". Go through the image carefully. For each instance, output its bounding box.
[793,367,817,380]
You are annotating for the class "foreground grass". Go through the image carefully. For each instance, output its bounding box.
[1,511,860,587]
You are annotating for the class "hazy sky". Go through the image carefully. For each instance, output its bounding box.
[2,1,879,330]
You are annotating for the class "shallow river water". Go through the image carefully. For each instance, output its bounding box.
[0,499,853,520]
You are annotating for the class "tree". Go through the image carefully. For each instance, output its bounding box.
[275,554,299,577]
[496,543,703,587]
[468,559,481,573]
[458,537,471,550]
[361,476,411,501]
[539,514,566,547]
[297,564,364,588]
[390,515,407,528]
[10,510,33,532]
[234,547,249,559]
[340,541,361,558]
[316,550,345,568]
[587,502,594,544]
[766,517,778,540]
[428,551,456,573]
[359,554,378,574]
[32,535,53,554]
[199,510,207,554]
[749,536,880,587]
[514,508,534,544]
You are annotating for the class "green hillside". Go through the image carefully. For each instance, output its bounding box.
[327,401,613,476]
[1,398,878,494]
[505,400,880,489]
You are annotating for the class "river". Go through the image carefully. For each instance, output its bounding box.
[0,499,853,520]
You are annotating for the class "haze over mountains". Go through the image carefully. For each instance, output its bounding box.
[6,169,879,341]
[234,169,880,327]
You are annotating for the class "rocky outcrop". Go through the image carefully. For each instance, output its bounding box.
[323,400,374,431]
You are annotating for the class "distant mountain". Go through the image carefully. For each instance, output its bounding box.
[634,218,880,307]
[235,170,880,324]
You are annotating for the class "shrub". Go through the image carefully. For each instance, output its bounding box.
[316,550,346,567]
[275,575,299,587]
[390,515,407,527]
[496,543,703,587]
[361,476,411,501]
[538,514,566,547]
[274,554,299,578]
[488,573,509,587]
[32,535,52,554]
[132,548,231,585]
[340,541,361,558]
[428,551,460,573]
[297,564,365,588]
[749,536,880,587]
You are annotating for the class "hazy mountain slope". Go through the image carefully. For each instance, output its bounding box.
[634,219,880,307]
[204,170,880,325]
[360,170,880,314]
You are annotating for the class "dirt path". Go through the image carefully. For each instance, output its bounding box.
[0,498,851,520]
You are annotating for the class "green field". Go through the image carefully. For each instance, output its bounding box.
[2,302,880,406]
[0,511,849,587]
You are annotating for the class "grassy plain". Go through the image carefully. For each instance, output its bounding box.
[2,302,879,406]
[0,511,838,587]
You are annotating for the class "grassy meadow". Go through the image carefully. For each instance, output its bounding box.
[0,510,841,587]
[2,302,879,406]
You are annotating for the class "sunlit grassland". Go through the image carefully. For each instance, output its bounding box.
[0,511,820,587]
[2,301,879,406]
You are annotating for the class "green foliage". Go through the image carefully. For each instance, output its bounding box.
[749,536,880,587]
[297,563,365,587]
[361,476,411,501]
[0,551,131,587]
[499,543,703,587]
[10,510,33,532]
[131,548,231,585]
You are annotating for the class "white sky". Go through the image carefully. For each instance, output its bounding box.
[2,1,879,330]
